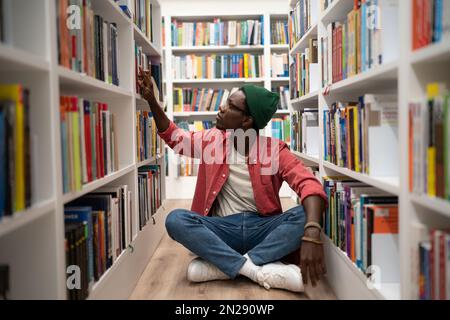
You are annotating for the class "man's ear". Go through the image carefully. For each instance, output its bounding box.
[242,116,254,130]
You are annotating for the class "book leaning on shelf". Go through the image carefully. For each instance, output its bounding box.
[291,109,319,157]
[320,0,398,87]
[172,53,264,80]
[271,53,289,78]
[409,83,449,201]
[290,38,319,99]
[64,185,133,300]
[323,177,400,283]
[0,84,31,220]
[171,18,264,47]
[57,0,120,85]
[412,0,450,51]
[173,87,239,113]
[138,165,162,230]
[323,94,399,177]
[289,0,318,49]
[60,96,119,194]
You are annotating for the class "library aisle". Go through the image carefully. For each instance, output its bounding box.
[0,0,449,302]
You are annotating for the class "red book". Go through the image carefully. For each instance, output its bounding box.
[83,101,93,182]
[338,25,342,82]
[239,55,243,78]
[423,0,431,48]
[332,26,337,84]
[439,232,446,300]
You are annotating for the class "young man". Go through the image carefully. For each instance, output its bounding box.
[138,70,327,293]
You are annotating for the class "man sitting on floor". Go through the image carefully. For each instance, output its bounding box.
[138,70,327,293]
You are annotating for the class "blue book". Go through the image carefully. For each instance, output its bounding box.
[65,207,94,285]
[434,0,443,42]
[0,110,5,219]
[260,16,264,45]
[215,89,223,111]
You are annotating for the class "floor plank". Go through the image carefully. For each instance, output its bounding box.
[130,199,337,300]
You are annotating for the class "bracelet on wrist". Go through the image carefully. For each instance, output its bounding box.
[302,236,324,245]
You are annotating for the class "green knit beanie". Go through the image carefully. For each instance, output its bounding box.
[241,85,280,129]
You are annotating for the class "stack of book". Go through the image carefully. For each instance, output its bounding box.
[271,53,289,78]
[291,109,319,156]
[290,38,318,99]
[409,83,449,201]
[136,111,163,163]
[320,0,398,87]
[323,94,399,177]
[412,0,450,51]
[57,0,120,86]
[138,165,162,230]
[418,228,450,300]
[271,20,289,45]
[172,53,264,80]
[271,116,291,144]
[64,185,133,299]
[171,18,264,47]
[173,87,238,113]
[272,86,290,110]
[323,177,399,280]
[289,0,318,48]
[0,84,32,220]
[60,96,119,194]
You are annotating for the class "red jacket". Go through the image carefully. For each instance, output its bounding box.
[159,121,328,216]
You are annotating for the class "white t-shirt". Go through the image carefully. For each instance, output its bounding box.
[212,146,258,217]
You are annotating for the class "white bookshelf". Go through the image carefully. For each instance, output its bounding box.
[164,11,293,199]
[0,0,168,300]
[289,0,450,300]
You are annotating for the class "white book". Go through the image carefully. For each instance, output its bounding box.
[364,94,398,177]
[229,21,237,46]
[444,0,450,41]
[309,63,319,93]
[210,22,215,45]
[310,0,319,26]
[372,233,400,284]
[305,112,319,156]
[377,0,399,65]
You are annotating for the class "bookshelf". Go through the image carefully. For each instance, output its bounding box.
[289,0,450,300]
[164,11,293,199]
[0,0,167,300]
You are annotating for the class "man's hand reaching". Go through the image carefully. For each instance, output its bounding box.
[137,67,159,107]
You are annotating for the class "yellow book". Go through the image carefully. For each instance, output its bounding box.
[194,121,203,132]
[244,54,249,78]
[353,107,361,173]
[426,83,445,197]
[0,84,25,211]
[197,56,202,79]
[71,98,82,191]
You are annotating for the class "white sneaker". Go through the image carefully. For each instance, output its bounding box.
[187,258,230,283]
[256,262,304,292]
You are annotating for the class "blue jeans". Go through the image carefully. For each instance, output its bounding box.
[165,206,306,278]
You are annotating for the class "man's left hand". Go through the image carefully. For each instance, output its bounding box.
[299,228,327,287]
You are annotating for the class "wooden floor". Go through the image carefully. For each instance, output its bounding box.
[130,199,337,300]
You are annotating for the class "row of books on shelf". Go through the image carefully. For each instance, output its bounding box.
[57,0,120,86]
[323,177,400,284]
[323,94,399,177]
[170,18,264,47]
[60,96,119,194]
[289,0,318,49]
[290,39,319,99]
[418,228,450,300]
[271,20,289,45]
[64,185,134,300]
[409,83,449,201]
[175,121,214,177]
[272,86,290,110]
[117,0,154,42]
[271,116,291,144]
[412,0,450,50]
[271,53,289,78]
[135,44,163,99]
[290,109,319,157]
[136,111,163,163]
[138,165,162,231]
[0,84,31,220]
[320,0,397,87]
[172,54,264,80]
[173,87,238,113]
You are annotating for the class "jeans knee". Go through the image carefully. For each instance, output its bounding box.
[165,209,190,238]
